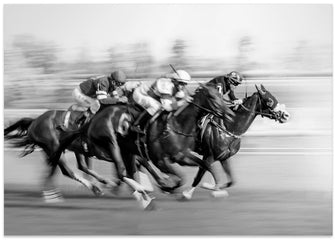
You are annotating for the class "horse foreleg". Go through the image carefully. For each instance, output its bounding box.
[183,150,211,171]
[161,157,185,191]
[74,152,117,187]
[84,155,91,169]
[106,137,127,181]
[204,157,227,190]
[57,157,104,196]
[221,159,234,188]
[182,157,207,200]
[182,167,207,200]
[136,156,175,192]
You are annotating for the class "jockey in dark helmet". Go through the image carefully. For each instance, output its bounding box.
[72,70,129,126]
[206,71,244,109]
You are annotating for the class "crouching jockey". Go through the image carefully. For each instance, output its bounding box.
[206,71,244,110]
[72,70,128,126]
[130,69,192,134]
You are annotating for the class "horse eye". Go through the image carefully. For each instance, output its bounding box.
[266,98,275,108]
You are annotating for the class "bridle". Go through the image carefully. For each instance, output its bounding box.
[238,92,282,121]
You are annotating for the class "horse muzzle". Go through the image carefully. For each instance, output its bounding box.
[278,110,290,123]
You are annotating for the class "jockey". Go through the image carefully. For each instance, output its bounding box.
[72,70,128,125]
[131,69,192,134]
[206,71,244,109]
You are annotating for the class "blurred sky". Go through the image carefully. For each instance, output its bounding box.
[3,4,332,61]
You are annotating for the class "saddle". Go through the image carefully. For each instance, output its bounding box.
[62,104,89,130]
[198,114,240,142]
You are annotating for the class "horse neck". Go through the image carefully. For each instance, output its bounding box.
[172,102,200,134]
[227,94,259,135]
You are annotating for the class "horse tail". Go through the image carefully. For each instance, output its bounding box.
[4,117,36,157]
[4,117,35,140]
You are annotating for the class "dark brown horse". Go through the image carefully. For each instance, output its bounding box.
[4,108,116,202]
[50,84,235,208]
[182,84,291,199]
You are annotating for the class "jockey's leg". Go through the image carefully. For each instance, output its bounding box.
[130,110,152,134]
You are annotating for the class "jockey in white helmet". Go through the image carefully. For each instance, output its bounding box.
[131,69,192,134]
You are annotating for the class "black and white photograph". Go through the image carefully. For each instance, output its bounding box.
[3,3,333,235]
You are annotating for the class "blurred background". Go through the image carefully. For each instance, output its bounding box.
[3,4,332,108]
[3,4,333,235]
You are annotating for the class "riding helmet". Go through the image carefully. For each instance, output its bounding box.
[227,71,243,85]
[172,70,191,84]
[110,70,127,83]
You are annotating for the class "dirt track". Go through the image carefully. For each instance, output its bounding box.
[4,134,332,235]
[4,185,332,235]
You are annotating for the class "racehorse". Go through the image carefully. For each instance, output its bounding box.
[182,84,291,199]
[50,84,235,208]
[4,108,116,202]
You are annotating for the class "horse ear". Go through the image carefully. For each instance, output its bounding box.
[255,84,260,93]
[260,84,267,93]
[256,84,266,95]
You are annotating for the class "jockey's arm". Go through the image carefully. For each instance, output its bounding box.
[228,90,238,101]
[160,94,189,112]
[122,81,141,92]
[160,95,174,111]
[95,78,110,100]
[99,95,128,105]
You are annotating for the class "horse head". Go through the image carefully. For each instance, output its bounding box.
[255,84,290,123]
[194,84,235,122]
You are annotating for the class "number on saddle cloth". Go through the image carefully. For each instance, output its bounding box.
[117,112,132,136]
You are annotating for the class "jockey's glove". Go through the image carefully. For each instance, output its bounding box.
[118,96,128,103]
[233,99,243,105]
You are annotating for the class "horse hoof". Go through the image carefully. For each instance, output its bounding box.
[201,182,216,190]
[144,199,156,211]
[110,185,122,195]
[43,196,64,203]
[211,190,229,198]
[181,191,192,200]
[92,185,104,197]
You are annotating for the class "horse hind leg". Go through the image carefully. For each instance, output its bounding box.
[41,150,64,203]
[42,163,64,203]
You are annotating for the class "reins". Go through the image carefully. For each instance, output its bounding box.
[166,97,226,138]
[239,93,279,120]
[208,116,241,139]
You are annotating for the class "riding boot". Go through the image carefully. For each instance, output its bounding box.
[130,110,152,134]
[77,110,92,127]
